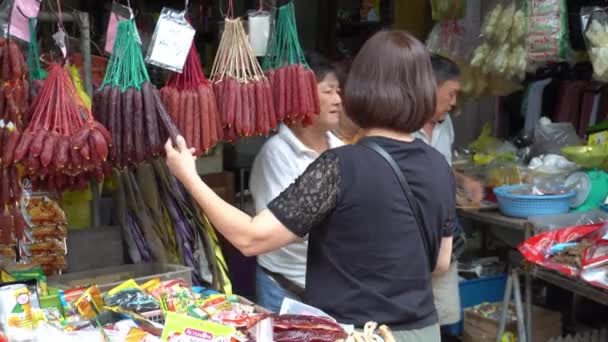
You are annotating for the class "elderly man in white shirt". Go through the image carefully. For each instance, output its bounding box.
[249,54,344,312]
[415,54,484,334]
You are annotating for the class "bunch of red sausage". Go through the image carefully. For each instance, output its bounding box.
[13,63,111,191]
[161,45,222,156]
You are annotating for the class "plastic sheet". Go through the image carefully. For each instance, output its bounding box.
[531,119,582,158]
[145,7,195,73]
[247,10,272,56]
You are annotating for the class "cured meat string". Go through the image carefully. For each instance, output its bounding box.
[160,43,221,156]
[93,20,180,168]
[263,1,320,125]
[0,37,27,212]
[210,17,276,141]
[14,63,111,192]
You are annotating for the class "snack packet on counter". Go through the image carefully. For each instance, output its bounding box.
[74,285,104,319]
[0,279,41,341]
[161,312,236,342]
[4,264,49,297]
[58,287,86,323]
[105,280,160,313]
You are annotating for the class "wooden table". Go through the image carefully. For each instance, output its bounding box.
[457,209,528,231]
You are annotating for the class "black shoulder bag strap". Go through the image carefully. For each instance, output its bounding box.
[359,140,434,272]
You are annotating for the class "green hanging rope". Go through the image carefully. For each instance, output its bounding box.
[263,1,308,70]
[101,20,150,91]
[27,18,47,81]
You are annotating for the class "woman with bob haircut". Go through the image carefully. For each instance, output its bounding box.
[164,30,455,342]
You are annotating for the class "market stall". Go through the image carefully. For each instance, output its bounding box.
[0,0,398,340]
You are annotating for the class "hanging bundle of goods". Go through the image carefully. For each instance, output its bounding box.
[210,8,276,141]
[161,45,222,156]
[0,37,29,262]
[464,1,527,97]
[93,20,179,168]
[583,8,608,82]
[525,0,571,65]
[113,161,231,291]
[11,62,110,191]
[263,1,319,125]
[0,37,27,207]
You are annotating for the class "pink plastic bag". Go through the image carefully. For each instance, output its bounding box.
[8,0,40,42]
[104,3,131,53]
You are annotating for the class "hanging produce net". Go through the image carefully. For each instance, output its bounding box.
[161,44,223,156]
[27,18,46,82]
[210,16,276,141]
[94,20,179,168]
[263,1,320,125]
[13,63,111,192]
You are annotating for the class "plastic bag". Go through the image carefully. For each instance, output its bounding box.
[8,0,41,42]
[529,210,608,234]
[248,10,272,57]
[279,298,336,322]
[518,223,606,276]
[426,21,465,61]
[583,8,608,82]
[431,0,466,21]
[485,159,525,187]
[531,119,582,157]
[104,2,131,54]
[104,280,160,313]
[481,2,503,41]
[526,0,572,64]
[145,7,195,73]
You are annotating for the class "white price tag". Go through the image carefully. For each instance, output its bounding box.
[145,7,195,73]
[53,29,67,58]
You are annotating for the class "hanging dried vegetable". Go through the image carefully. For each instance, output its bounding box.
[161,44,222,156]
[263,1,319,126]
[93,20,179,168]
[13,63,111,192]
[210,14,276,141]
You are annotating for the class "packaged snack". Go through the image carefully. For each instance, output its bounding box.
[526,0,572,64]
[161,312,236,342]
[5,264,49,296]
[74,285,103,319]
[0,280,40,341]
[22,194,66,227]
[58,287,86,323]
[105,280,160,313]
[20,239,67,256]
[24,224,67,243]
[0,245,15,258]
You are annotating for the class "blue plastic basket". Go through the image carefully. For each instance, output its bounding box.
[494,185,576,218]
